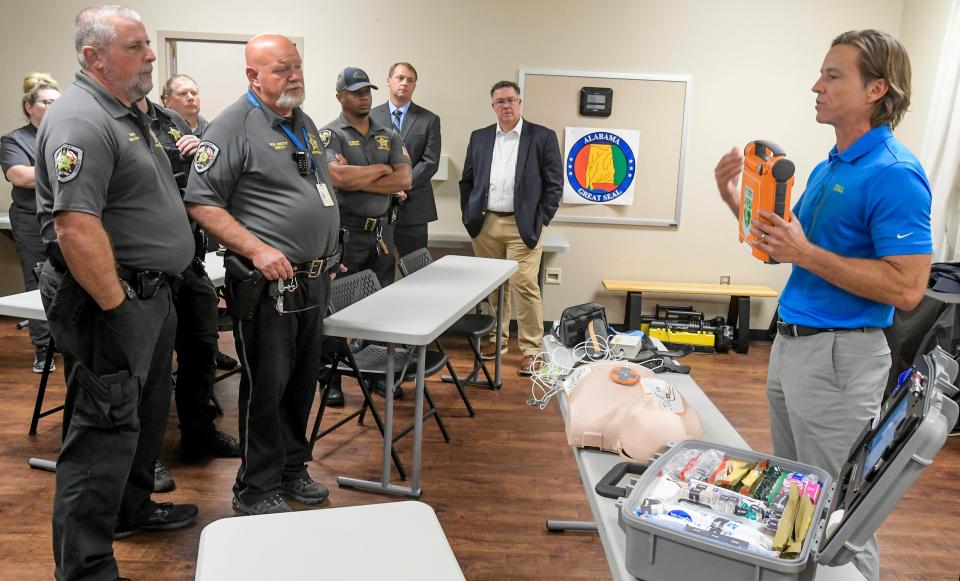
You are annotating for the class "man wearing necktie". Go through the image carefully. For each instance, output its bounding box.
[370,62,442,259]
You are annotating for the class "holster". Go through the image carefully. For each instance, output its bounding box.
[224,254,265,321]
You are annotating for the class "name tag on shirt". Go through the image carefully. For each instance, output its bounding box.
[317,181,335,207]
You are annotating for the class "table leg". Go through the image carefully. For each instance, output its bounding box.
[494,280,505,389]
[728,296,751,353]
[410,345,426,494]
[381,343,395,486]
[624,291,644,331]
[337,342,424,498]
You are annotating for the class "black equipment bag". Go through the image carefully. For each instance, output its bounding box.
[555,303,608,347]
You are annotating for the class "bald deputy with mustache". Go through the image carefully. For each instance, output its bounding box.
[185,33,342,516]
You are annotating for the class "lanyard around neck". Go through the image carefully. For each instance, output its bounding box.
[247,89,317,173]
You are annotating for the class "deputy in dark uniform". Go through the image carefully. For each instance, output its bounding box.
[35,7,198,581]
[138,98,241,495]
[323,66,411,289]
[185,34,340,516]
[321,67,411,405]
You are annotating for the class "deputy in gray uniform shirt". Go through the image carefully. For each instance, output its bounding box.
[323,66,411,291]
[185,34,340,516]
[35,6,197,580]
[321,67,410,405]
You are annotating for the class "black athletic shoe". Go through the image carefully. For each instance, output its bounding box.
[325,384,345,408]
[232,494,292,516]
[280,475,329,504]
[153,460,175,493]
[113,502,197,539]
[32,349,54,374]
[182,430,241,458]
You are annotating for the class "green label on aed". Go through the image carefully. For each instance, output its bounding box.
[742,185,754,234]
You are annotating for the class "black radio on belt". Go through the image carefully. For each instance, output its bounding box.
[292,151,310,176]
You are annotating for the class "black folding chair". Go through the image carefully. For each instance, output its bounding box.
[309,269,461,479]
[399,248,497,391]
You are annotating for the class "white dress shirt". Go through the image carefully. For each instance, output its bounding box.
[486,117,524,212]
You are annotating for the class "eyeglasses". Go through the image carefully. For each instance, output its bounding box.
[493,97,520,107]
[37,99,57,106]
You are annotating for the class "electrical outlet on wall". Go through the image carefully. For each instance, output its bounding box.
[545,267,562,285]
[720,275,731,285]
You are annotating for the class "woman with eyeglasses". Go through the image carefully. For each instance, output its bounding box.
[1,72,61,373]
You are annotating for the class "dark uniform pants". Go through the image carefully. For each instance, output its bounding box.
[9,201,51,349]
[39,261,177,581]
[391,222,429,263]
[341,223,395,289]
[227,272,329,504]
[173,262,220,440]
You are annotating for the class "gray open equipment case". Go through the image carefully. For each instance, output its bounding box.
[618,347,959,581]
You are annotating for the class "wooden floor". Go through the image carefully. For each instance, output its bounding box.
[0,317,957,581]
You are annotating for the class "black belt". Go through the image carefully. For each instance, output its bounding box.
[340,213,387,232]
[776,321,876,337]
[488,210,514,217]
[116,266,179,299]
[291,254,340,278]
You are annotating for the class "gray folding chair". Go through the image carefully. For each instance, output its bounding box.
[399,248,497,391]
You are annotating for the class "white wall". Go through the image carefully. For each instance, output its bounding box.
[0,0,950,325]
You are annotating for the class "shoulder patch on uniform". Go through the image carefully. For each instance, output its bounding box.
[193,141,220,174]
[54,144,83,183]
[318,129,331,148]
[375,135,390,150]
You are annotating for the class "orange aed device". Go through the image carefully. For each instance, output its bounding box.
[738,140,795,264]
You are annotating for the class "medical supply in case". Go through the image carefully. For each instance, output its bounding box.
[618,347,958,581]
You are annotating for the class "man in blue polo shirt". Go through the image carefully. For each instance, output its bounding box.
[714,30,931,581]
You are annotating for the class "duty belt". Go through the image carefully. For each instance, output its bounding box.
[116,266,179,299]
[291,254,340,278]
[341,213,387,232]
[776,321,876,337]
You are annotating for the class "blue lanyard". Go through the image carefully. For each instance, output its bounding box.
[246,89,318,174]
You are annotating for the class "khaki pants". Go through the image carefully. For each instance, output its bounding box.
[767,329,889,581]
[471,213,544,356]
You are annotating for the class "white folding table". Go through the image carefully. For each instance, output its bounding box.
[195,501,465,581]
[323,255,517,497]
[0,252,226,435]
[544,334,865,580]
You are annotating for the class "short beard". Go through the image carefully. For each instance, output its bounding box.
[277,90,304,110]
[104,60,152,102]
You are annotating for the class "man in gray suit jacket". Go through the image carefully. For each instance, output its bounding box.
[369,62,441,258]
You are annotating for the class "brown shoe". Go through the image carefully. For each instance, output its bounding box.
[518,355,541,376]
[480,343,508,360]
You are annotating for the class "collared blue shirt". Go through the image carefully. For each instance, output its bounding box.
[778,124,932,329]
[388,100,411,130]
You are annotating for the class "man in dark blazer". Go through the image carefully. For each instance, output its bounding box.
[370,62,441,258]
[459,80,563,375]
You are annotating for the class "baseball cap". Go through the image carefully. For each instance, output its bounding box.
[336,67,378,92]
